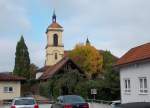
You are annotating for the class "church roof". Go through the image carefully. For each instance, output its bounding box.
[39,57,85,80]
[47,11,63,29]
[48,22,63,28]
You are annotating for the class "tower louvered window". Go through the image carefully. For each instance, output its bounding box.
[53,34,58,46]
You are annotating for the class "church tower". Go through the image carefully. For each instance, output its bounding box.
[45,11,64,66]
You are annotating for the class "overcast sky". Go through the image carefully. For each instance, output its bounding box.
[0,0,150,71]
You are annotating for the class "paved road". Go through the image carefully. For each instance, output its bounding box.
[1,103,111,108]
[0,104,51,108]
[89,103,111,108]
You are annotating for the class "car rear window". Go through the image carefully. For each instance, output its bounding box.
[63,96,85,103]
[14,99,35,105]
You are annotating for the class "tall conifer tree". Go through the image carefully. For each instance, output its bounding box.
[13,36,30,78]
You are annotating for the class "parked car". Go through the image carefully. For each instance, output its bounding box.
[51,95,89,108]
[11,97,39,108]
[120,102,150,108]
[111,100,121,108]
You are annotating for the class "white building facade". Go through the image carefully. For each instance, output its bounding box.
[120,62,150,103]
[116,43,150,104]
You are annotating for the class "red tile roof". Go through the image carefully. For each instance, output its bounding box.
[40,57,84,80]
[116,43,150,66]
[0,73,26,81]
[48,22,62,28]
[64,50,71,57]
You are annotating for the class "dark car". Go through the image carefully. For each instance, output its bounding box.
[120,102,150,108]
[51,95,89,108]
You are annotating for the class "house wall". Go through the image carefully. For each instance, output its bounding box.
[120,62,150,103]
[0,81,21,100]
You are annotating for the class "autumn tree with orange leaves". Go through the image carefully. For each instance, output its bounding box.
[69,43,103,79]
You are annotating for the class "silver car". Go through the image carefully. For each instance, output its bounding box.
[11,97,39,108]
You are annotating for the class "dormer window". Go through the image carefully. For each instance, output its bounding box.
[53,34,58,46]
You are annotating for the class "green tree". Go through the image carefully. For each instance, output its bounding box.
[102,69,120,100]
[13,36,30,79]
[101,50,120,100]
[69,44,103,79]
[75,80,100,99]
[29,63,38,79]
[51,67,85,98]
[39,65,86,99]
[102,50,116,70]
[75,51,120,100]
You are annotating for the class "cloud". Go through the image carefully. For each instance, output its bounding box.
[0,36,45,72]
[0,0,32,71]
[0,38,16,71]
[26,40,45,68]
[40,0,150,56]
[0,0,31,36]
[1,0,150,71]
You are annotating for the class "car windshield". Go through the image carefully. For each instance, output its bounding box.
[14,99,35,105]
[63,95,85,103]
